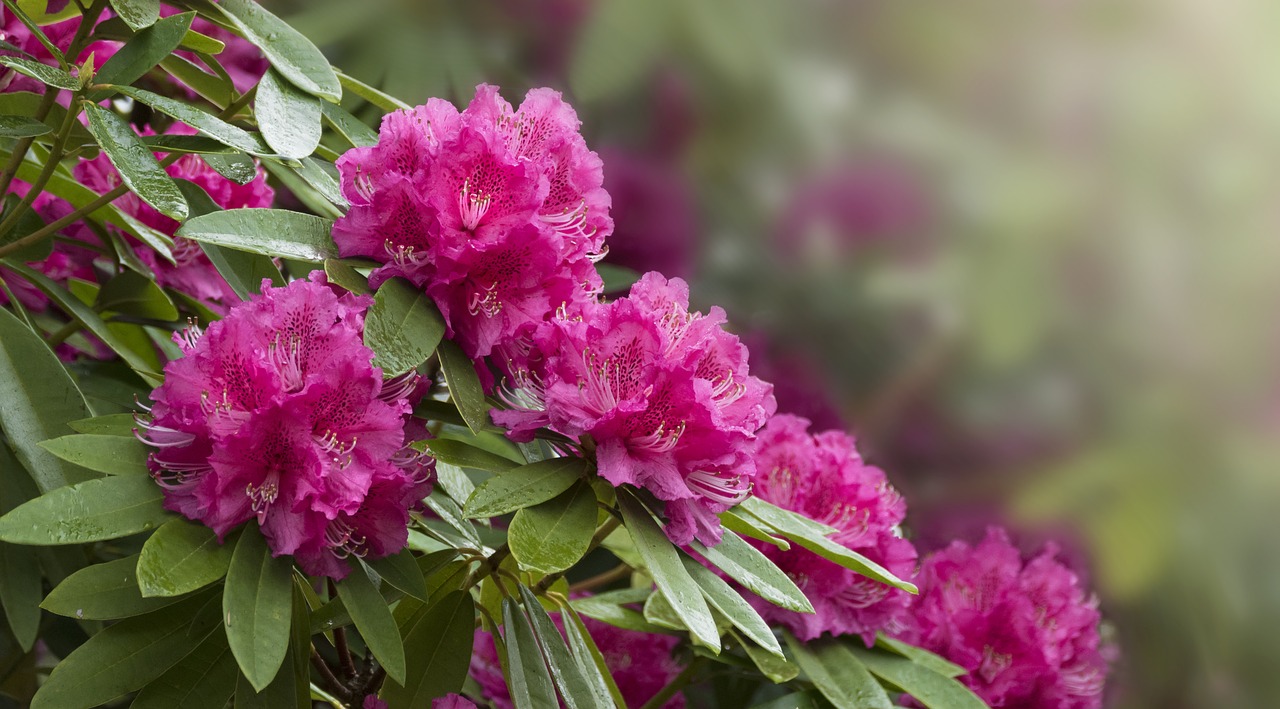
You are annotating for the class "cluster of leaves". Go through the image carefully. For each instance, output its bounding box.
[0,1,990,707]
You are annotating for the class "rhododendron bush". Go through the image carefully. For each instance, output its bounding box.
[0,2,1111,708]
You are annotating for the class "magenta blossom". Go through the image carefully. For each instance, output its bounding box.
[431,695,476,709]
[331,84,610,359]
[74,123,274,312]
[137,274,433,579]
[897,527,1110,709]
[748,414,917,645]
[472,600,685,708]
[494,272,775,546]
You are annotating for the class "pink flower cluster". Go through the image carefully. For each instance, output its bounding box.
[0,5,117,94]
[137,275,433,579]
[898,527,1110,709]
[75,123,275,312]
[331,84,610,360]
[494,272,775,546]
[471,603,685,708]
[748,414,917,644]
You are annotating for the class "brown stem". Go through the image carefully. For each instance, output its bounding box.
[310,646,352,702]
[0,94,83,237]
[569,563,631,595]
[462,544,510,590]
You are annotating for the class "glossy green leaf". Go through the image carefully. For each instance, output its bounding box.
[335,69,408,111]
[321,100,378,147]
[750,691,820,709]
[110,84,270,155]
[363,276,446,376]
[158,54,234,108]
[734,628,799,683]
[0,306,94,492]
[323,258,371,295]
[420,492,484,549]
[503,597,558,709]
[141,133,234,155]
[94,11,192,89]
[136,518,234,597]
[110,0,159,30]
[234,583,309,709]
[516,585,600,709]
[555,599,626,708]
[721,507,789,550]
[178,27,225,55]
[0,474,169,545]
[618,489,720,652]
[846,644,988,709]
[509,481,597,574]
[130,627,238,709]
[223,524,293,691]
[682,554,782,656]
[0,56,78,89]
[464,457,588,518]
[337,560,407,684]
[215,0,341,101]
[570,592,669,634]
[691,531,813,614]
[256,68,322,159]
[784,635,892,709]
[738,497,838,536]
[438,339,490,434]
[177,208,337,261]
[368,549,429,601]
[38,434,149,476]
[876,634,967,679]
[382,589,475,708]
[0,542,41,650]
[67,413,136,436]
[30,593,219,709]
[95,270,180,320]
[84,103,188,220]
[425,438,519,473]
[642,587,687,631]
[739,498,916,593]
[42,554,185,620]
[0,113,51,137]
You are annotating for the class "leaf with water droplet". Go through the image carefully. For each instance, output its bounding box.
[0,474,171,545]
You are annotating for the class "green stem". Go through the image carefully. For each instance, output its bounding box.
[45,319,83,348]
[639,656,706,709]
[0,94,84,238]
[462,544,510,590]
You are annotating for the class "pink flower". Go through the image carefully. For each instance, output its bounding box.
[0,7,118,95]
[431,695,476,709]
[471,600,685,708]
[494,272,775,546]
[137,274,433,579]
[74,123,274,312]
[747,414,917,645]
[897,527,1110,709]
[332,84,610,359]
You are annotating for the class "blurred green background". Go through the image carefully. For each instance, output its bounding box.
[266,0,1280,706]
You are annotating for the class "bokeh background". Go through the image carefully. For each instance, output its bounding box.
[266,1,1280,706]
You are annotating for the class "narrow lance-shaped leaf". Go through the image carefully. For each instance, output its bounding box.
[94,270,180,320]
[83,103,188,220]
[554,599,626,708]
[464,457,588,518]
[783,634,892,709]
[336,560,407,684]
[130,626,238,709]
[681,554,783,656]
[0,113,51,137]
[223,524,293,691]
[381,590,476,708]
[41,554,186,620]
[93,11,193,90]
[425,438,518,472]
[438,339,491,434]
[255,68,322,159]
[692,531,816,614]
[517,585,600,709]
[0,56,78,89]
[0,474,170,545]
[846,644,988,709]
[364,277,446,376]
[177,208,338,261]
[368,549,429,601]
[503,597,558,709]
[38,434,150,476]
[109,85,271,155]
[617,489,721,652]
[0,542,41,650]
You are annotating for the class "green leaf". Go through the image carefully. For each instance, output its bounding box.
[158,53,234,108]
[131,626,237,709]
[203,152,259,184]
[783,635,892,709]
[509,480,597,575]
[596,263,641,293]
[0,474,170,545]
[0,307,95,492]
[681,554,782,656]
[337,560,407,684]
[846,644,988,709]
[234,583,309,709]
[335,69,409,111]
[738,497,838,536]
[0,113,51,137]
[425,438,518,473]
[83,103,188,220]
[179,28,226,55]
[438,339,490,434]
[0,542,41,650]
[136,518,234,597]
[323,258,371,295]
[738,498,916,593]
[321,100,378,147]
[109,0,159,31]
[617,489,721,652]
[363,276,446,376]
[109,84,271,155]
[215,0,341,101]
[94,11,192,89]
[721,507,789,550]
[464,457,588,518]
[1,191,53,261]
[554,599,626,708]
[0,56,78,89]
[223,524,293,691]
[368,549,429,601]
[691,531,814,614]
[875,635,967,679]
[734,628,799,683]
[38,433,149,476]
[177,207,337,261]
[503,597,558,709]
[382,589,475,708]
[94,269,180,320]
[750,691,820,709]
[516,585,600,709]
[67,413,137,436]
[30,592,220,709]
[140,133,233,155]
[570,589,671,634]
[255,67,322,159]
[420,492,483,549]
[42,554,185,620]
